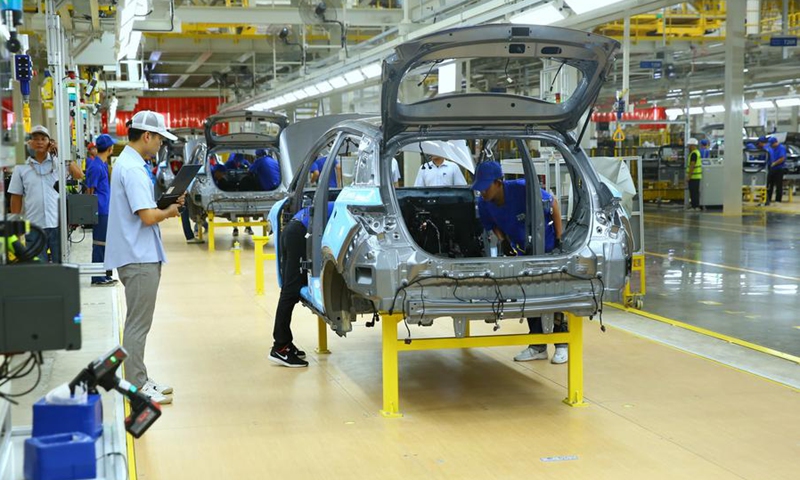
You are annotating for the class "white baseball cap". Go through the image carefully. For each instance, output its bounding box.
[30,125,51,138]
[687,137,699,146]
[130,111,178,141]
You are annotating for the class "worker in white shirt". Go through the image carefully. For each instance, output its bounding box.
[414,155,467,187]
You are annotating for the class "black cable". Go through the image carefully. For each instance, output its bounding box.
[69,225,86,244]
[549,61,566,93]
[0,353,42,404]
[417,60,443,87]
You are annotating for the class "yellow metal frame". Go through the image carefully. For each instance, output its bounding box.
[206,212,268,252]
[252,235,275,295]
[317,312,587,417]
[623,253,646,309]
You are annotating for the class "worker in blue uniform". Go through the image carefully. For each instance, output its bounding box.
[85,134,118,285]
[310,153,341,188]
[249,149,282,191]
[270,202,336,368]
[699,138,710,159]
[224,153,250,170]
[471,161,567,365]
[766,136,787,205]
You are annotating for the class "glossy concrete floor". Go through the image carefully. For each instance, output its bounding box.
[641,202,800,357]
[123,221,799,480]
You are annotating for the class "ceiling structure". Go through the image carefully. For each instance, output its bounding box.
[18,1,800,118]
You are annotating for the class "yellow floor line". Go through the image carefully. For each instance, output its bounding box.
[607,302,800,364]
[116,287,138,480]
[599,318,800,393]
[645,251,800,282]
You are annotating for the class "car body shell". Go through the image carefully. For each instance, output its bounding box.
[269,25,633,336]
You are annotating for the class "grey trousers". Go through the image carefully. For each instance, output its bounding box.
[118,262,162,388]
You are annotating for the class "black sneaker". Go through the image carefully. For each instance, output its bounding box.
[233,227,239,236]
[289,343,306,359]
[269,346,308,368]
[245,226,254,235]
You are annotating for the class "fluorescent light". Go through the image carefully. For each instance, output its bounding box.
[315,80,333,93]
[743,102,749,109]
[344,69,365,84]
[246,105,260,111]
[293,89,309,100]
[665,108,683,117]
[688,106,704,115]
[284,92,298,102]
[273,95,287,106]
[704,105,725,113]
[749,100,775,109]
[565,0,623,15]
[510,3,566,25]
[330,75,348,89]
[360,63,382,79]
[303,85,320,97]
[438,62,457,94]
[776,98,800,107]
[689,90,703,95]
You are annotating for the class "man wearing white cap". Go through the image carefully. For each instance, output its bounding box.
[105,111,181,404]
[7,125,77,262]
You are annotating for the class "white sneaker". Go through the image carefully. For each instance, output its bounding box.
[186,237,205,244]
[145,378,173,395]
[551,346,569,364]
[514,346,548,362]
[141,383,173,405]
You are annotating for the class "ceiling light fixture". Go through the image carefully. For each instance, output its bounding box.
[565,0,623,15]
[315,80,334,93]
[776,97,800,107]
[704,105,725,113]
[510,3,566,25]
[749,100,775,109]
[360,63,382,79]
[344,70,365,84]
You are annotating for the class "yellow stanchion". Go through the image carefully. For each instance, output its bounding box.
[232,241,241,275]
[252,235,274,295]
[316,316,331,354]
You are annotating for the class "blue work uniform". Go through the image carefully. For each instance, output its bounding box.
[700,147,710,159]
[477,179,555,253]
[769,143,787,170]
[292,202,335,228]
[250,154,282,191]
[225,153,251,170]
[105,145,167,271]
[310,156,339,188]
[85,157,113,283]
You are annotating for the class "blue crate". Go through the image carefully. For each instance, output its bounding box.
[24,432,96,480]
[32,394,103,439]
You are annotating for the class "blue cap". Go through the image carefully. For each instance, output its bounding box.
[255,149,267,156]
[472,161,503,192]
[699,139,709,146]
[95,134,116,151]
[757,136,768,143]
[768,136,779,144]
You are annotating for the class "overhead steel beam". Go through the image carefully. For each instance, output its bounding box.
[90,0,100,30]
[172,51,213,88]
[555,0,685,30]
[174,6,403,27]
[143,37,276,54]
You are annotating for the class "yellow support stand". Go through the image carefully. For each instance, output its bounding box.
[232,241,241,275]
[316,316,331,354]
[378,312,587,417]
[252,235,275,295]
[207,212,269,253]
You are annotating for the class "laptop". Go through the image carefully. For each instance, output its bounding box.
[156,164,203,209]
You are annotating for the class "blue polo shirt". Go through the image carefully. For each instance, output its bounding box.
[770,143,787,170]
[105,145,167,270]
[250,155,281,191]
[310,156,339,188]
[292,202,335,229]
[477,179,555,253]
[84,157,110,215]
[700,148,710,159]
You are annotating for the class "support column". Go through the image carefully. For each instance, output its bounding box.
[723,0,746,216]
[622,15,630,112]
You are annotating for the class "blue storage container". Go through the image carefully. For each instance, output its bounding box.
[24,432,96,480]
[32,394,103,439]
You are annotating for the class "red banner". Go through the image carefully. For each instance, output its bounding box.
[591,106,666,130]
[103,97,226,136]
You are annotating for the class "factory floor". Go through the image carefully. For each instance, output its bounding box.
[8,209,800,480]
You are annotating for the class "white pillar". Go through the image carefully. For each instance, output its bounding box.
[723,1,746,216]
[622,15,631,112]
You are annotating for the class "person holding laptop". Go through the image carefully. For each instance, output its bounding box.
[105,111,182,404]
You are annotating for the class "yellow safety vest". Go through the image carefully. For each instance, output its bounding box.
[687,149,702,180]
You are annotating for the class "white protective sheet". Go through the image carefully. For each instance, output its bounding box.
[589,157,637,214]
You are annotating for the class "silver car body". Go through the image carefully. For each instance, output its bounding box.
[270,25,632,336]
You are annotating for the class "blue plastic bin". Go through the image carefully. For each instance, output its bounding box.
[32,394,103,439]
[24,432,96,480]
